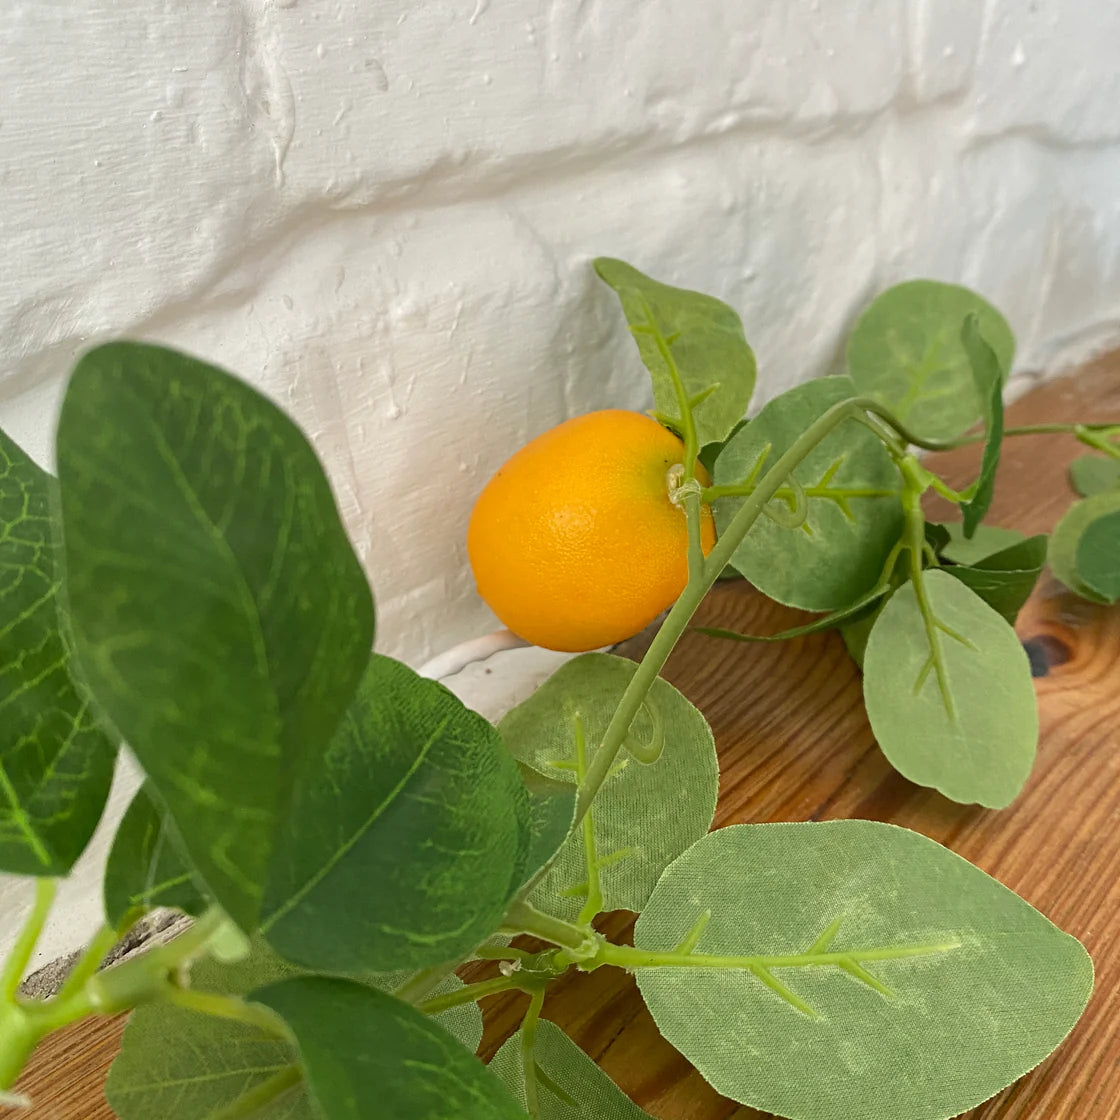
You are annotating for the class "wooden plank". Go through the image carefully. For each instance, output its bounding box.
[12,352,1120,1119]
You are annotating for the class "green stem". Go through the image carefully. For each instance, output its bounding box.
[503,901,594,955]
[392,963,455,1005]
[162,986,291,1039]
[206,1065,302,1120]
[415,975,521,1016]
[1,879,56,1002]
[573,716,603,926]
[922,420,1120,451]
[576,395,888,821]
[520,988,547,1118]
[54,925,120,1005]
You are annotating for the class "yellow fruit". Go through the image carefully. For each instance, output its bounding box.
[467,409,716,652]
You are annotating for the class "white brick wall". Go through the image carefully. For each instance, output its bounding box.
[3,0,1120,971]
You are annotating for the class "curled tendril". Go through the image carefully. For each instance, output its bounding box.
[763,475,809,530]
[625,697,664,764]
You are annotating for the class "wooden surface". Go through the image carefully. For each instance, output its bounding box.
[13,354,1120,1118]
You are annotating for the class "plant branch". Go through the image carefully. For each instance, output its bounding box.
[1,879,56,1002]
[206,1065,302,1120]
[521,987,547,1118]
[415,975,522,1016]
[162,986,292,1039]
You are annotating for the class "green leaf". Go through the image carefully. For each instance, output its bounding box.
[1076,509,1120,602]
[863,571,1038,807]
[1050,489,1120,603]
[262,654,529,972]
[103,782,208,927]
[0,429,115,876]
[847,280,1015,442]
[514,767,578,892]
[1069,454,1120,498]
[489,1020,654,1119]
[593,258,756,446]
[936,521,1026,565]
[633,821,1092,1120]
[499,653,718,922]
[254,977,524,1120]
[941,535,1048,624]
[958,314,1006,536]
[55,342,374,930]
[713,377,904,611]
[106,941,484,1120]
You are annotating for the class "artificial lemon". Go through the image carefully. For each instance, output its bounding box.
[467,409,715,652]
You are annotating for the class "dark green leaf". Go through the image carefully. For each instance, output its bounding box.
[499,653,717,921]
[936,521,1026,565]
[1076,510,1120,602]
[0,429,115,876]
[713,377,904,611]
[1069,455,1120,498]
[923,521,952,555]
[106,942,483,1120]
[1050,490,1120,603]
[847,280,1015,442]
[514,767,578,892]
[103,782,208,927]
[55,342,374,929]
[959,315,1006,536]
[490,1020,653,1119]
[262,654,528,972]
[255,977,524,1120]
[634,821,1092,1120]
[941,535,1047,623]
[594,258,756,446]
[863,571,1038,807]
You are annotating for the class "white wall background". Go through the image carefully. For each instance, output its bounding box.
[3,0,1120,961]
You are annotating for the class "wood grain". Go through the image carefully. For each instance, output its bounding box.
[12,353,1120,1119]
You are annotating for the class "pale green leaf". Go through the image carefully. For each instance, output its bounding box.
[490,1020,653,1119]
[959,315,1006,536]
[56,342,374,929]
[0,429,115,876]
[863,571,1038,807]
[1069,455,1120,498]
[499,653,718,921]
[262,654,528,972]
[1050,489,1120,603]
[103,782,208,927]
[106,941,483,1120]
[713,377,904,611]
[936,521,1026,565]
[634,821,1092,1120]
[1076,509,1120,602]
[941,535,1047,624]
[847,280,1015,442]
[594,258,756,446]
[254,977,523,1120]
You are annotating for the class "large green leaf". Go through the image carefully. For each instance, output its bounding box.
[1076,510,1120,602]
[940,534,1047,624]
[958,315,1006,536]
[262,654,529,972]
[55,342,374,929]
[594,258,756,446]
[713,377,904,611]
[498,653,718,922]
[1069,455,1120,498]
[490,1020,654,1119]
[1050,489,1120,603]
[254,977,524,1120]
[633,821,1092,1120]
[863,571,1037,807]
[847,280,1015,442]
[107,941,483,1120]
[103,782,208,927]
[0,430,115,876]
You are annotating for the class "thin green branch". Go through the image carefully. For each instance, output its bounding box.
[205,1065,302,1120]
[520,987,547,1118]
[415,975,521,1016]
[1,879,56,1002]
[54,925,120,1005]
[573,716,603,925]
[162,986,291,1039]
